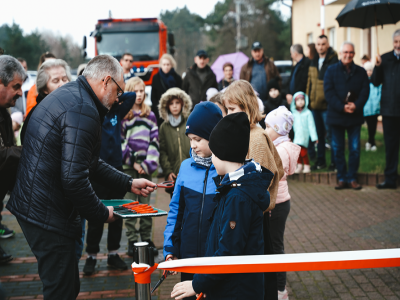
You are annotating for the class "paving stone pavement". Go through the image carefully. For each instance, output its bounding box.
[0,179,399,299]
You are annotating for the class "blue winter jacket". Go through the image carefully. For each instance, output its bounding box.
[290,92,318,148]
[100,92,135,167]
[363,80,381,117]
[192,161,273,300]
[163,151,218,259]
[324,61,370,127]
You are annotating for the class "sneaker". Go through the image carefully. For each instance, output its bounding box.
[83,257,97,275]
[325,143,331,149]
[0,224,15,239]
[365,142,371,151]
[294,164,303,174]
[303,165,311,173]
[107,254,127,271]
[311,162,327,171]
[127,241,137,257]
[278,289,289,300]
[371,145,377,152]
[0,246,13,264]
[143,239,156,249]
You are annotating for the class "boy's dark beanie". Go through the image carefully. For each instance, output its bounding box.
[209,112,250,163]
[185,102,222,140]
[267,78,281,92]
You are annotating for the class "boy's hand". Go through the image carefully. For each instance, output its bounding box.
[131,179,156,197]
[105,206,119,223]
[171,281,196,299]
[166,255,178,275]
[167,173,177,182]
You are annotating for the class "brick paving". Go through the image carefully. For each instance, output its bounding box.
[0,179,399,299]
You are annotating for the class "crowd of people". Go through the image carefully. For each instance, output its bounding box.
[0,28,399,300]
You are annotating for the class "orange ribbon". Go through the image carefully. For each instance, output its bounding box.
[132,263,159,284]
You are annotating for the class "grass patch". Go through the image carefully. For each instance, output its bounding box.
[312,125,400,174]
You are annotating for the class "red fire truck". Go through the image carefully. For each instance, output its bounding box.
[83,18,174,101]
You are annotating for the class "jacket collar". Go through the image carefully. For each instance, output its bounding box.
[248,54,269,66]
[339,61,356,77]
[77,76,109,123]
[312,47,337,65]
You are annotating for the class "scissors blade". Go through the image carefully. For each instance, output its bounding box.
[151,275,165,293]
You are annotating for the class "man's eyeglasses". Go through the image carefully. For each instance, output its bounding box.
[124,59,134,63]
[103,77,124,97]
[343,51,355,55]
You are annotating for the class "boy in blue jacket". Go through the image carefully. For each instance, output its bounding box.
[164,102,223,299]
[171,112,274,300]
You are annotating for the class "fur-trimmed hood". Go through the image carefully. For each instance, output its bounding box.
[158,87,193,123]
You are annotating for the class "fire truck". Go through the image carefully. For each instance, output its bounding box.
[83,18,175,104]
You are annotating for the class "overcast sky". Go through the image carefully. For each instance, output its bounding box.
[0,0,290,59]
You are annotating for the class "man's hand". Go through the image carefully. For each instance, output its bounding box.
[105,206,119,223]
[133,162,146,175]
[166,255,179,275]
[12,121,20,132]
[171,281,196,300]
[375,54,382,66]
[131,178,156,197]
[286,94,293,104]
[167,173,177,182]
[344,102,356,113]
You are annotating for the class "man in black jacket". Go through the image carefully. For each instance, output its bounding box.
[0,55,26,263]
[6,55,156,300]
[286,44,311,104]
[372,29,400,189]
[182,50,218,107]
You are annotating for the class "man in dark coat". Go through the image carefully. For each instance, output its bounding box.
[182,50,218,107]
[6,55,156,300]
[324,42,369,190]
[286,44,311,104]
[240,41,282,101]
[0,55,26,263]
[372,29,400,189]
[306,35,339,171]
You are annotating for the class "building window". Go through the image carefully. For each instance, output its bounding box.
[308,33,313,44]
[329,27,336,50]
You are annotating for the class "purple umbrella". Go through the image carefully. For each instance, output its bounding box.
[211,52,249,83]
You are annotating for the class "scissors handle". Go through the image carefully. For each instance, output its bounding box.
[196,292,204,300]
[157,181,175,188]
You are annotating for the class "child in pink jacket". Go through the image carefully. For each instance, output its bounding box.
[265,106,300,300]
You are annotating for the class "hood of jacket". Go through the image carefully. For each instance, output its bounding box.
[214,160,274,212]
[158,87,193,122]
[290,92,310,114]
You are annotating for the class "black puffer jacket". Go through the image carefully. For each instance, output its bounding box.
[7,76,131,240]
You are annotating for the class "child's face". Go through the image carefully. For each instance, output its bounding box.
[169,98,182,117]
[212,153,225,175]
[188,133,212,158]
[296,97,305,109]
[366,69,373,77]
[264,123,281,141]
[269,88,279,98]
[224,101,243,115]
[223,66,233,80]
[134,84,146,105]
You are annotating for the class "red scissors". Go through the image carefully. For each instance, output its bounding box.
[156,181,174,188]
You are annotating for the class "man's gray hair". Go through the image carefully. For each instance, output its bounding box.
[393,29,400,40]
[82,55,123,81]
[340,41,355,52]
[0,55,26,86]
[290,44,304,55]
[36,59,72,94]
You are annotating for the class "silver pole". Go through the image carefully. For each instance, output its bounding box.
[134,242,151,300]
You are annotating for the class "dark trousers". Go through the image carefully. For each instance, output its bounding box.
[312,110,335,165]
[269,201,291,292]
[18,218,80,300]
[86,167,126,254]
[365,115,378,146]
[331,125,361,183]
[264,213,278,300]
[382,116,400,184]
